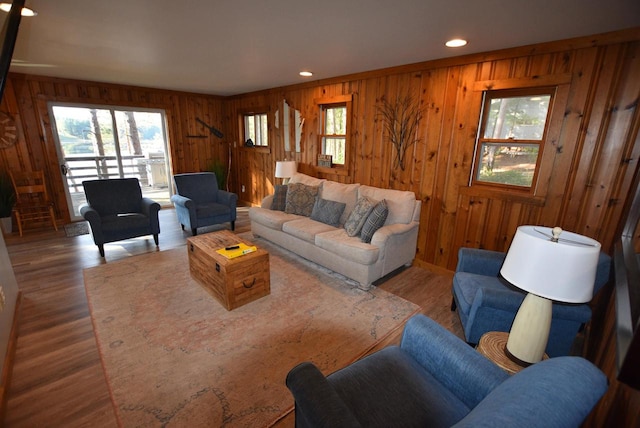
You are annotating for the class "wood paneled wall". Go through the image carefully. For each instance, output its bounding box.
[0,27,637,424]
[225,28,640,271]
[0,74,226,224]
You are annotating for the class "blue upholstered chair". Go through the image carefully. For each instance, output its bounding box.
[451,247,611,357]
[80,178,161,257]
[286,314,607,428]
[171,172,237,236]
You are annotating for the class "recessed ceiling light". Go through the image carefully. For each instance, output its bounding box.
[445,39,467,48]
[299,71,313,77]
[0,3,38,16]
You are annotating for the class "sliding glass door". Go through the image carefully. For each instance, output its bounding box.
[49,104,172,220]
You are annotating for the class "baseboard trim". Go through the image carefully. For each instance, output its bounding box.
[0,291,22,427]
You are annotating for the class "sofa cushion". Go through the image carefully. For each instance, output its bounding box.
[271,184,288,211]
[315,228,380,265]
[283,218,337,244]
[289,172,326,187]
[320,181,360,225]
[344,196,377,237]
[249,207,302,231]
[310,198,346,227]
[285,183,319,216]
[358,185,416,225]
[360,199,389,243]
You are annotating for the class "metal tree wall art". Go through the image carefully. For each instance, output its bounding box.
[377,94,423,171]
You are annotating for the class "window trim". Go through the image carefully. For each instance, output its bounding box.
[471,87,556,193]
[314,94,352,175]
[238,107,270,153]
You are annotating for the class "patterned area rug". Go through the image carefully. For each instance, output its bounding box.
[84,234,420,427]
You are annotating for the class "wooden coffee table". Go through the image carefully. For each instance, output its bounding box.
[187,230,270,310]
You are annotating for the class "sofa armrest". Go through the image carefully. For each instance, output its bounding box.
[370,222,417,245]
[456,248,505,276]
[286,362,363,428]
[261,194,274,209]
[400,315,509,409]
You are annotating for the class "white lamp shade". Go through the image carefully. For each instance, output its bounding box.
[500,226,601,303]
[275,161,297,179]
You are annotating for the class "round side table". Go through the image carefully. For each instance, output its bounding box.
[476,331,548,375]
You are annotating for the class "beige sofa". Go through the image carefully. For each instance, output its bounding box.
[249,172,421,289]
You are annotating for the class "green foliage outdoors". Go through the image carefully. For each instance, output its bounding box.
[478,168,533,187]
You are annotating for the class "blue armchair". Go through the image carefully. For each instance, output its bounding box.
[286,315,607,428]
[451,247,611,357]
[80,178,161,257]
[171,172,237,236]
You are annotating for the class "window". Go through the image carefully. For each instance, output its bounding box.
[316,95,352,169]
[243,112,268,147]
[473,88,554,189]
[320,104,346,165]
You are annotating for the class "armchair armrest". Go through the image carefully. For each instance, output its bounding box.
[170,194,195,210]
[140,198,161,233]
[468,282,593,324]
[456,248,506,276]
[217,189,238,208]
[286,362,362,428]
[400,315,509,409]
[80,204,101,225]
[140,198,161,216]
[80,204,104,243]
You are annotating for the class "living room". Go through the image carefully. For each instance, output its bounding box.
[0,1,639,426]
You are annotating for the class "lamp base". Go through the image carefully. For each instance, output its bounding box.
[506,293,552,364]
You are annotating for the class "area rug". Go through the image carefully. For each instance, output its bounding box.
[84,234,421,427]
[64,221,89,237]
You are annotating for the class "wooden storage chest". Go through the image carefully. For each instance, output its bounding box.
[187,230,270,310]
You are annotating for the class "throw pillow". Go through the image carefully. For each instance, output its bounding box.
[271,185,288,211]
[310,198,346,227]
[285,183,319,216]
[344,196,377,237]
[360,199,389,243]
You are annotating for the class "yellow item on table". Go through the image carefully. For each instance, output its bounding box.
[216,243,257,259]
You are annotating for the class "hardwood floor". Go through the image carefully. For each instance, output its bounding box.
[3,207,462,427]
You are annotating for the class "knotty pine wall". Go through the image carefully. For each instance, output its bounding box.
[226,29,640,271]
[0,27,637,424]
[0,28,638,273]
[0,73,226,224]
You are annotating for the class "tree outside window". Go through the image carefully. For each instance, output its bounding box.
[474,88,554,189]
[320,104,346,165]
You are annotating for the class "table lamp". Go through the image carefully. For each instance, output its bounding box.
[500,225,601,365]
[275,160,296,184]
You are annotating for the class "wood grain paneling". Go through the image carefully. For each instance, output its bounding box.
[0,74,226,226]
[224,29,640,272]
[0,27,638,425]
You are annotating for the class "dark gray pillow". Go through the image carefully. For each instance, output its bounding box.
[285,183,319,216]
[310,198,346,227]
[360,199,388,243]
[271,185,288,211]
[344,196,377,237]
